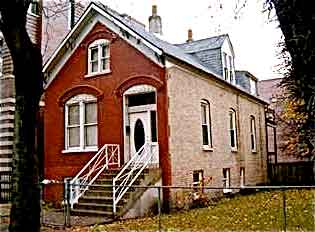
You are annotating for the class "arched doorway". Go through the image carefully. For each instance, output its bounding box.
[123,84,159,164]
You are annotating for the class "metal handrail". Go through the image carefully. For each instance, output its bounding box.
[112,142,155,215]
[69,144,120,208]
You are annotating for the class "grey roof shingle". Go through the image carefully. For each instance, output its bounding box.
[175,35,228,53]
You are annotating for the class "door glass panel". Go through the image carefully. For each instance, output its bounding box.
[134,119,145,152]
[151,111,157,142]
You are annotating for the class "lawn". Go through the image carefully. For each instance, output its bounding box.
[91,189,315,232]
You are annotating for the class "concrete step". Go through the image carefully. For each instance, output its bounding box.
[78,195,127,205]
[74,202,114,212]
[71,208,114,217]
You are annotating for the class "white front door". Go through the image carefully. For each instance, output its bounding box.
[129,110,149,157]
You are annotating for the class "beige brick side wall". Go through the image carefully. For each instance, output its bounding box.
[167,65,267,192]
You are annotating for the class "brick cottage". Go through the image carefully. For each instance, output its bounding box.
[42,2,268,217]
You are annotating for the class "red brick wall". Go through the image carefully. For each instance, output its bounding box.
[44,22,170,203]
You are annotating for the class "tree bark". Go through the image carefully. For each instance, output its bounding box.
[0,1,43,231]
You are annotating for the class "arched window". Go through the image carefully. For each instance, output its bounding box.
[200,100,212,149]
[250,115,257,152]
[64,94,97,151]
[229,108,237,150]
[88,39,110,75]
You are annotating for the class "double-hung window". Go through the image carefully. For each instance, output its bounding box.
[229,109,237,150]
[229,56,234,84]
[250,116,257,152]
[65,94,97,152]
[88,39,110,75]
[223,53,228,81]
[201,100,212,150]
[28,0,40,16]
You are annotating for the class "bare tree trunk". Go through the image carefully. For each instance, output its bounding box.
[0,1,43,231]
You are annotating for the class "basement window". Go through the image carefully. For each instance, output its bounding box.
[223,168,232,193]
[193,170,204,192]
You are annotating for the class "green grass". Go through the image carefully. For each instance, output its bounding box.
[92,189,315,231]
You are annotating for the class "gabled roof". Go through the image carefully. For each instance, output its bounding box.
[175,34,228,53]
[43,1,267,104]
[44,1,219,80]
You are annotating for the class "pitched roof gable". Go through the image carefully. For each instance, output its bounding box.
[43,1,267,104]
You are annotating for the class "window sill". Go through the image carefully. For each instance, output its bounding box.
[202,146,213,152]
[84,70,111,78]
[62,147,98,154]
[251,150,257,154]
[231,147,238,153]
[223,188,232,194]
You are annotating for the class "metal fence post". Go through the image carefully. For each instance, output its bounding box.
[157,186,161,232]
[40,182,43,226]
[65,180,71,228]
[282,189,287,232]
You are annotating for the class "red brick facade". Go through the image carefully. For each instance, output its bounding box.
[44,23,170,202]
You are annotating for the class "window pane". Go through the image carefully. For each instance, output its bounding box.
[68,104,79,125]
[230,130,235,148]
[85,125,97,146]
[85,102,97,124]
[151,111,157,142]
[251,134,255,150]
[90,47,98,61]
[201,104,207,124]
[229,111,233,129]
[202,125,209,145]
[101,58,109,71]
[68,127,80,147]
[91,61,98,73]
[101,45,108,58]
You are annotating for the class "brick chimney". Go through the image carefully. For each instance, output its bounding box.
[187,29,193,42]
[149,5,162,35]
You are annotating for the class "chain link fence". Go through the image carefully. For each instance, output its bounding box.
[38,182,315,231]
[1,182,315,231]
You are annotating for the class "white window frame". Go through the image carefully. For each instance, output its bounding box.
[229,109,237,151]
[200,100,213,150]
[63,94,98,153]
[250,116,257,152]
[223,168,232,193]
[87,39,110,76]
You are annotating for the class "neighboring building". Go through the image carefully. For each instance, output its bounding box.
[0,1,42,194]
[0,0,85,202]
[258,78,303,163]
[43,2,268,217]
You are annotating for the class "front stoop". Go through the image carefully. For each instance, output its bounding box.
[71,168,160,218]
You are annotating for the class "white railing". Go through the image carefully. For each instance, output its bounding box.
[69,144,120,208]
[112,142,156,215]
